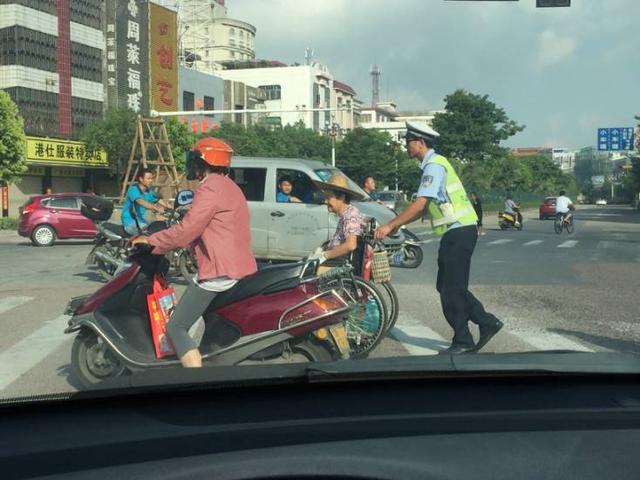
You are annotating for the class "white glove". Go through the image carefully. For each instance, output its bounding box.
[308,250,327,265]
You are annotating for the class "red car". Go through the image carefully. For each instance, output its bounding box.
[18,193,97,246]
[539,196,557,220]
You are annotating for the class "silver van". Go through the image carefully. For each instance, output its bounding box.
[228,157,407,261]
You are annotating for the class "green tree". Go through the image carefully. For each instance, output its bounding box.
[335,128,398,187]
[82,110,196,173]
[0,91,27,183]
[432,89,525,163]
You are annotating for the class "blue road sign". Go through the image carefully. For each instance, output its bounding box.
[597,127,635,151]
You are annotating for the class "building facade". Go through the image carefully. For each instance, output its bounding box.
[178,66,225,132]
[0,0,104,139]
[218,63,356,133]
[158,0,256,73]
[359,103,440,142]
[0,0,110,215]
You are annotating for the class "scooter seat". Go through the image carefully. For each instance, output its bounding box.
[207,262,306,311]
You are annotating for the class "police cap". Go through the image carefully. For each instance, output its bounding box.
[404,121,440,145]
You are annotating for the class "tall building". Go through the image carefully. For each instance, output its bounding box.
[158,0,256,73]
[0,0,104,139]
[0,0,109,214]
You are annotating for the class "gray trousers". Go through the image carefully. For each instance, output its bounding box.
[167,281,217,358]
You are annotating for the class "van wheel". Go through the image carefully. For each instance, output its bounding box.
[31,224,56,247]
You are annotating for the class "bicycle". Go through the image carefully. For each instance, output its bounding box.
[554,212,574,234]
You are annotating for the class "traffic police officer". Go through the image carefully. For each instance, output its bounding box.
[375,122,503,354]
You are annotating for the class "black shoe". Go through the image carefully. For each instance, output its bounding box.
[475,318,504,352]
[438,345,475,355]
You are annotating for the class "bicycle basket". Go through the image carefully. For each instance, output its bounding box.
[371,248,391,283]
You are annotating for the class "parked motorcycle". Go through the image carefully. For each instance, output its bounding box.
[65,244,353,388]
[390,226,424,269]
[498,208,523,231]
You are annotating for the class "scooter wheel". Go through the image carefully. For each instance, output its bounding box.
[71,329,127,388]
[290,339,335,362]
[400,244,423,269]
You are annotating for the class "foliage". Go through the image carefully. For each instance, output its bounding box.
[0,91,27,183]
[82,110,196,173]
[432,89,525,163]
[0,217,19,230]
[205,121,332,161]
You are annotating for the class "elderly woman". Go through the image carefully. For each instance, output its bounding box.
[310,174,365,268]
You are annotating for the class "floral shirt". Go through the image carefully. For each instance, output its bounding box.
[328,204,364,249]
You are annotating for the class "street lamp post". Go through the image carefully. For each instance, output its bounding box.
[324,116,343,167]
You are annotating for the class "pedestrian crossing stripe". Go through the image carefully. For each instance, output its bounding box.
[523,240,543,246]
[487,239,512,245]
[558,240,578,248]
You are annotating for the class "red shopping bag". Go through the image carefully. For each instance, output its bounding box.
[147,274,178,358]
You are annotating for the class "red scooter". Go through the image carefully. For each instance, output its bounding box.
[64,245,352,388]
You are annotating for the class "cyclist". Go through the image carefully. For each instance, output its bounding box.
[555,190,575,223]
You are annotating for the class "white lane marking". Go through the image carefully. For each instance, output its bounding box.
[487,239,513,245]
[523,240,543,246]
[0,314,70,391]
[421,238,438,244]
[0,297,33,315]
[509,330,593,353]
[390,312,448,355]
[597,241,618,249]
[557,240,578,248]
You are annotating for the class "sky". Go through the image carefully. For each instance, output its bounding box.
[228,0,639,150]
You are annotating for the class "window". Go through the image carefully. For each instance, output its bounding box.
[230,168,267,202]
[229,39,236,46]
[259,85,282,100]
[183,91,195,111]
[230,51,236,58]
[276,169,321,204]
[204,96,215,117]
[48,197,79,209]
[229,28,235,36]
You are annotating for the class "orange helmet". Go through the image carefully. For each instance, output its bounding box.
[192,137,234,168]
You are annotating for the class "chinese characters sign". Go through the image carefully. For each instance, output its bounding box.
[105,0,149,113]
[25,137,108,168]
[597,127,635,151]
[149,3,178,112]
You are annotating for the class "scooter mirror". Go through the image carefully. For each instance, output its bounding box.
[175,190,194,208]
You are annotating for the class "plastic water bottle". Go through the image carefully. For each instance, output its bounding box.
[363,297,380,333]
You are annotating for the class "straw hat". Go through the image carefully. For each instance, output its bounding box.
[313,174,365,201]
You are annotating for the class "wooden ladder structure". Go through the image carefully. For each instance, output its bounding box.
[119,116,182,203]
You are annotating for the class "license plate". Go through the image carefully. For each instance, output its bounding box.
[329,324,350,357]
[392,252,403,264]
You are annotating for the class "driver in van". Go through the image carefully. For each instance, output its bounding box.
[130,138,257,368]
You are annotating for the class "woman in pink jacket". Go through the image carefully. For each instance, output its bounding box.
[131,138,257,368]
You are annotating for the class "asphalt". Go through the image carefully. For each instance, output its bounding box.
[0,204,639,398]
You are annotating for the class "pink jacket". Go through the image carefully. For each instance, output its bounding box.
[148,174,257,281]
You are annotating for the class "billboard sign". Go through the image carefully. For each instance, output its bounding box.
[149,3,178,111]
[25,136,108,168]
[105,0,149,113]
[597,127,634,151]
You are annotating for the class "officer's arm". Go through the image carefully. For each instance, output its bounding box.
[388,197,428,231]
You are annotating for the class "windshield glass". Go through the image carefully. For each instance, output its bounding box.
[1,0,639,401]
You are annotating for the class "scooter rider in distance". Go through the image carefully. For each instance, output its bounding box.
[130,138,257,368]
[504,194,522,228]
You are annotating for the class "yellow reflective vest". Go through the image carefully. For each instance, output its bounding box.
[425,154,478,235]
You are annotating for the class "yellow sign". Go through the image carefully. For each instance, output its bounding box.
[25,136,108,168]
[149,4,178,112]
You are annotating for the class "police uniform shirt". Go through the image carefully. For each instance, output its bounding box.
[416,149,462,231]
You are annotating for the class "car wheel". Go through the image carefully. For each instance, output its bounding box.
[31,224,56,247]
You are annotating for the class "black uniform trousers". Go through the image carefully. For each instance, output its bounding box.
[436,225,496,348]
